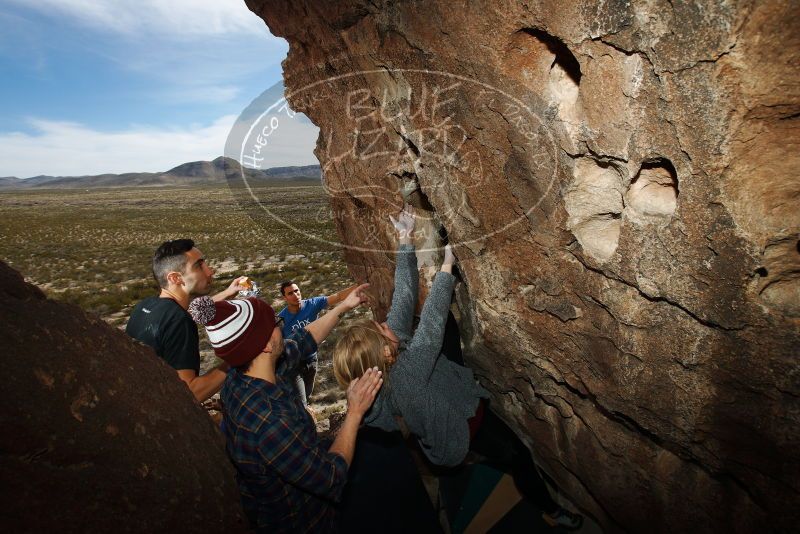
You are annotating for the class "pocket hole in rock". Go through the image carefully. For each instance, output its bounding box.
[564,158,625,262]
[757,237,800,316]
[519,28,582,85]
[626,158,678,218]
[516,28,581,117]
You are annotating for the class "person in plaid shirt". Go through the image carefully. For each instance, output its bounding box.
[189,284,381,533]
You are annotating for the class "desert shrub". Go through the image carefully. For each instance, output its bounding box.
[0,185,354,323]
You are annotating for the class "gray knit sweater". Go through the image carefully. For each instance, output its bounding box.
[363,244,489,466]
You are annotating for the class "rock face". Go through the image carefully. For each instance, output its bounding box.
[248,0,799,531]
[0,261,246,532]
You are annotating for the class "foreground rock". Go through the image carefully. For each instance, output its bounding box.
[0,261,246,532]
[248,1,800,531]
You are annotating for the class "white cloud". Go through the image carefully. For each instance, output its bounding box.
[5,0,275,38]
[0,0,289,107]
[0,116,319,178]
[0,2,302,177]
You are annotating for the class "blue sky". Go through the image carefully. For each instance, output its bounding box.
[0,0,319,177]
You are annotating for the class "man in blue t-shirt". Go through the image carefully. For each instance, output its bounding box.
[278,280,358,406]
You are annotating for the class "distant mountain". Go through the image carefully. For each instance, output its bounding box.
[260,165,322,180]
[0,176,22,187]
[0,157,321,190]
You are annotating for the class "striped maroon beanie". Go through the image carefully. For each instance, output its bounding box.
[188,296,276,367]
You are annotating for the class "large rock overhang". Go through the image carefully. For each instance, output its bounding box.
[246,1,800,531]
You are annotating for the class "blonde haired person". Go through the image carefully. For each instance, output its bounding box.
[333,205,488,467]
[333,207,585,530]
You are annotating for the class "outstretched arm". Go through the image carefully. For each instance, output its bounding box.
[304,284,370,344]
[385,205,418,344]
[327,284,359,307]
[440,245,454,275]
[404,245,457,378]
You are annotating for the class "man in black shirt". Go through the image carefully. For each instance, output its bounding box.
[126,239,247,402]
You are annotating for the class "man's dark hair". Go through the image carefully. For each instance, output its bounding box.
[152,239,194,288]
[279,280,296,297]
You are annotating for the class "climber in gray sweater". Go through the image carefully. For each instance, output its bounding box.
[333,205,488,467]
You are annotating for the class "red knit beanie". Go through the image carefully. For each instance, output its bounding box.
[188,296,276,367]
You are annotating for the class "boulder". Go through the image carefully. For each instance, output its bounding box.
[246,0,800,531]
[0,261,246,532]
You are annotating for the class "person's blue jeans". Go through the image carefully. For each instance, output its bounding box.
[294,354,318,406]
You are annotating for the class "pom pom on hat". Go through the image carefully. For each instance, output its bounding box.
[188,296,276,367]
[188,296,216,325]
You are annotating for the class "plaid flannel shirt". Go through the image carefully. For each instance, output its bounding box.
[221,329,348,533]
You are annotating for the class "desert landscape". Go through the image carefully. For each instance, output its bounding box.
[3,0,798,531]
[0,182,360,422]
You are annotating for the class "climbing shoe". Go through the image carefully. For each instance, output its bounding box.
[542,507,584,530]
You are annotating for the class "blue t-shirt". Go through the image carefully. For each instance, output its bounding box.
[278,296,328,343]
